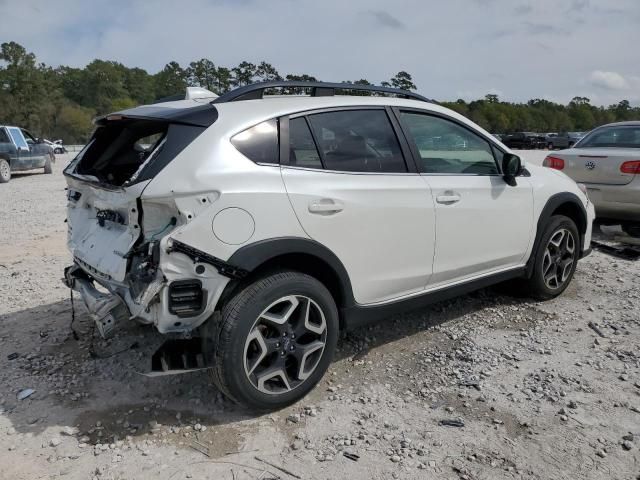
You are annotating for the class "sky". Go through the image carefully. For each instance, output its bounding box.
[1,0,639,106]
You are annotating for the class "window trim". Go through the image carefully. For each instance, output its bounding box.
[281,106,416,174]
[391,107,506,176]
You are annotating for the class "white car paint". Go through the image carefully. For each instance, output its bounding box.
[64,92,594,336]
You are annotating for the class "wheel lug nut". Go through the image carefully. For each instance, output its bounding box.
[290,346,295,351]
[275,343,280,348]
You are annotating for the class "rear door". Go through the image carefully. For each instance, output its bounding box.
[396,109,534,288]
[7,127,32,169]
[280,107,436,305]
[557,125,640,185]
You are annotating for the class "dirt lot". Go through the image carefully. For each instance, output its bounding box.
[1,152,639,480]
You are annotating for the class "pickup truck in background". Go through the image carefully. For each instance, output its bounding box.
[0,126,54,183]
[502,132,546,149]
[545,132,585,149]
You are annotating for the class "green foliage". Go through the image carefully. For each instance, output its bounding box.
[0,42,638,143]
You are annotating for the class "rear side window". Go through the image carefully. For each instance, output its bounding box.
[0,128,10,144]
[400,112,498,175]
[8,127,28,149]
[306,110,407,173]
[579,126,640,148]
[231,119,279,164]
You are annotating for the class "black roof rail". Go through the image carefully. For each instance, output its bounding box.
[211,81,433,104]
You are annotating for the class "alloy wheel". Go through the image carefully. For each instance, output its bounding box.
[244,295,327,395]
[542,228,576,290]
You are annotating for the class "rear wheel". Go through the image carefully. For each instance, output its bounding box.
[208,271,339,410]
[524,215,580,299]
[0,159,10,183]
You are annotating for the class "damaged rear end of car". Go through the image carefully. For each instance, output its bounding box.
[63,99,233,350]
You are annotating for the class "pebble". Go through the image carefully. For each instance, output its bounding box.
[622,441,633,451]
[49,437,61,447]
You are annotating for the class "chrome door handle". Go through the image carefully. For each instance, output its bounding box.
[308,200,344,214]
[436,194,461,204]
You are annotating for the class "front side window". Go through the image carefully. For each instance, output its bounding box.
[306,110,407,173]
[578,126,640,148]
[231,119,279,164]
[289,117,322,168]
[21,129,36,144]
[400,112,499,175]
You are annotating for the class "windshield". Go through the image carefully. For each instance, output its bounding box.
[577,126,640,148]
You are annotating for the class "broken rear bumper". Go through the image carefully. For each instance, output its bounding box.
[64,237,234,335]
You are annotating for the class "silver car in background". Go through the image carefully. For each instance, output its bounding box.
[543,121,640,223]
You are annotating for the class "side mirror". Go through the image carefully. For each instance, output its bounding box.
[502,153,521,186]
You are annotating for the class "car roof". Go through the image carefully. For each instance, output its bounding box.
[595,121,640,128]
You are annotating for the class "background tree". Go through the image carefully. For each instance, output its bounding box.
[1,41,639,143]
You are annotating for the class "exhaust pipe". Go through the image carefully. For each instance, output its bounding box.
[64,265,129,338]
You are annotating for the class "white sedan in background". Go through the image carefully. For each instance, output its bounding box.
[543,121,640,229]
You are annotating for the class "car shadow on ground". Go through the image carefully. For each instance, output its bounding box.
[0,283,535,448]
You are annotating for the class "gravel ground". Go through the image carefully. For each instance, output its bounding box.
[1,152,639,480]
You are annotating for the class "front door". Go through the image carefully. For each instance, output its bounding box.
[397,110,534,288]
[21,129,48,168]
[281,108,436,305]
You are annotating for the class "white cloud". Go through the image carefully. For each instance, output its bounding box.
[589,70,629,90]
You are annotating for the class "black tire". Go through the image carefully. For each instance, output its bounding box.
[621,222,640,238]
[548,143,554,150]
[524,215,580,299]
[44,156,53,174]
[208,271,339,410]
[0,158,10,183]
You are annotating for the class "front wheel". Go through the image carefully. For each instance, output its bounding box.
[209,271,339,410]
[44,156,53,174]
[525,215,580,299]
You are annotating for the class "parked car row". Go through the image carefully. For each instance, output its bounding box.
[493,132,586,150]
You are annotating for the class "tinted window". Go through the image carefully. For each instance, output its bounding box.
[306,110,406,173]
[400,112,498,175]
[0,128,10,144]
[8,127,28,149]
[578,126,640,148]
[289,117,322,168]
[231,119,279,164]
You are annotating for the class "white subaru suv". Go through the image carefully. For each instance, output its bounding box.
[63,82,594,410]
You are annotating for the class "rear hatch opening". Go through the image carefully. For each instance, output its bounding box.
[74,118,168,187]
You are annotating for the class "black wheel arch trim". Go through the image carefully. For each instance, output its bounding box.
[226,237,356,307]
[525,192,588,278]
